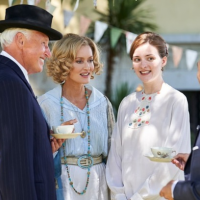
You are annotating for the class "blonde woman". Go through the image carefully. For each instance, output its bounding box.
[38,33,114,200]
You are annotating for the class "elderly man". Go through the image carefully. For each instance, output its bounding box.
[0,4,62,200]
[159,62,200,200]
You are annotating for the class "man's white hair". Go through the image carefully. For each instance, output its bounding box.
[0,28,32,49]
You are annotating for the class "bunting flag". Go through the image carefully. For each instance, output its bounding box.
[10,0,22,6]
[94,21,108,43]
[110,27,123,48]
[46,0,56,14]
[27,0,35,5]
[186,49,198,70]
[172,46,183,68]
[125,31,137,53]
[63,10,74,28]
[80,15,91,36]
[73,0,80,12]
[93,0,97,8]
[8,0,13,6]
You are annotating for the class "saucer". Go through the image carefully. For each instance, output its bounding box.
[51,133,82,139]
[144,154,172,163]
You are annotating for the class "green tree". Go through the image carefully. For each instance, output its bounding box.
[94,0,157,98]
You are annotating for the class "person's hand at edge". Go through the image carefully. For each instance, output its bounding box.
[160,180,174,200]
[171,153,189,171]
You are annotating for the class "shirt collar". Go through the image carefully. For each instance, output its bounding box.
[0,50,29,83]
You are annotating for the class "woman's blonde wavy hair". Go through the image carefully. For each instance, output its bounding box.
[46,33,103,84]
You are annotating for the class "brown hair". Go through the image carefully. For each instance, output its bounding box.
[46,33,103,84]
[129,32,168,59]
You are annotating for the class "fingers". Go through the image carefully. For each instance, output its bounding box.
[171,158,185,170]
[197,61,200,68]
[51,138,56,153]
[197,61,200,83]
[172,156,186,170]
[159,181,174,200]
[51,138,66,153]
[173,153,189,163]
[61,119,77,126]
[159,189,167,199]
[57,139,66,146]
[159,191,164,197]
[173,153,186,159]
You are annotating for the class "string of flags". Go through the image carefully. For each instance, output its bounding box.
[9,0,97,9]
[92,19,199,70]
[8,0,199,70]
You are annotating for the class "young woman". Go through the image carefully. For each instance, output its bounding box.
[106,32,191,200]
[38,33,115,200]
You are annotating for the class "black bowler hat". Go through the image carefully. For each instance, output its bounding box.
[0,4,62,40]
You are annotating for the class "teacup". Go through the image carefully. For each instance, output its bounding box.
[151,147,176,158]
[52,125,74,134]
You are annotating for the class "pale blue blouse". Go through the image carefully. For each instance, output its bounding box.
[38,85,109,157]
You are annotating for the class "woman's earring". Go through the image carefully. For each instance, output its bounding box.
[60,80,66,84]
[132,67,135,72]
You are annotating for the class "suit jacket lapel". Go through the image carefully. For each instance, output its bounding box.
[194,125,200,145]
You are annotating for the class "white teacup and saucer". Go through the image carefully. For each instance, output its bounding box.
[144,147,176,162]
[51,125,82,139]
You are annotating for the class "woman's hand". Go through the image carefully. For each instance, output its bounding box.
[171,153,189,170]
[61,119,77,126]
[61,119,77,133]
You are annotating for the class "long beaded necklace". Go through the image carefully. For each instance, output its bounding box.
[60,86,91,195]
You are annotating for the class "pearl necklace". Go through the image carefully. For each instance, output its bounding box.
[60,86,91,195]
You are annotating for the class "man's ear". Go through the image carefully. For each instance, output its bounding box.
[15,32,25,49]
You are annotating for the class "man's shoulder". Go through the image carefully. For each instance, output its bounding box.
[0,68,27,96]
[0,55,14,66]
[0,67,21,83]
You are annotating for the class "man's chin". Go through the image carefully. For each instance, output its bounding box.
[28,67,43,75]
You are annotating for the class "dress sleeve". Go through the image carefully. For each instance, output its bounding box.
[106,97,115,153]
[129,96,191,200]
[106,101,128,200]
[106,123,127,200]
